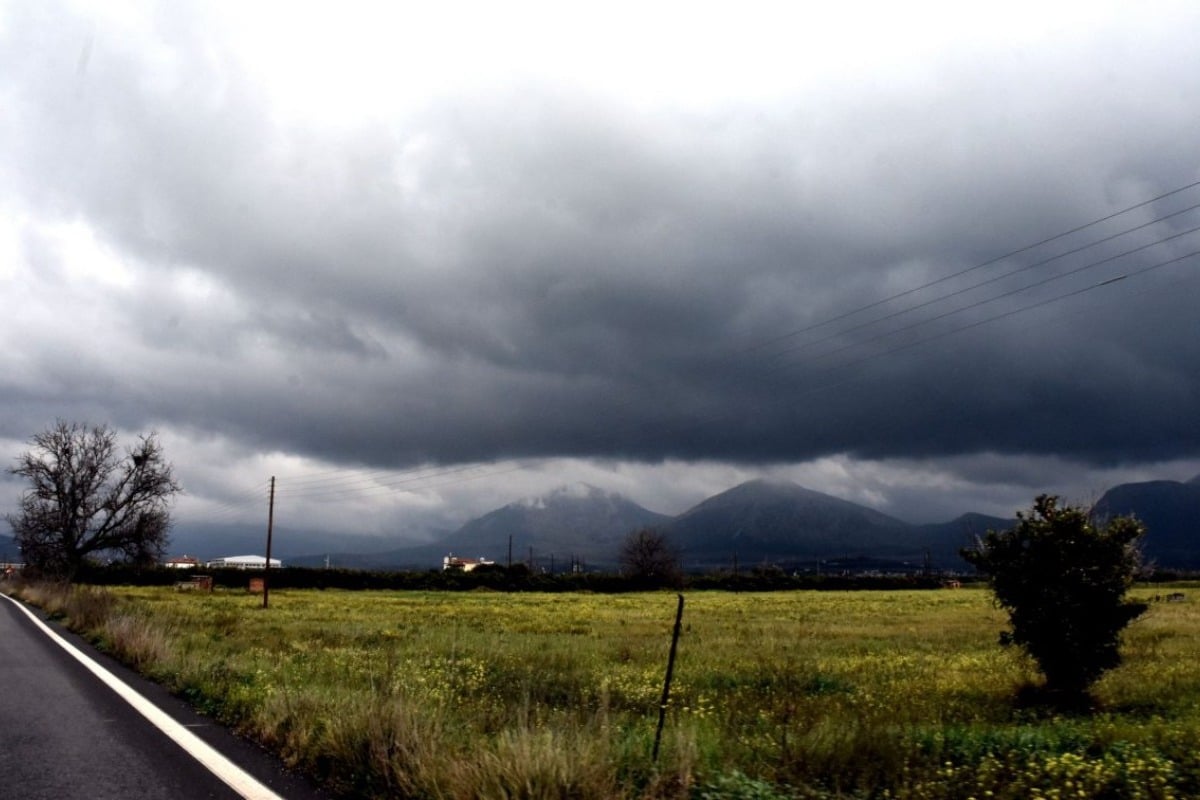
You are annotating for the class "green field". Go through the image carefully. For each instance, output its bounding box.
[11,582,1200,799]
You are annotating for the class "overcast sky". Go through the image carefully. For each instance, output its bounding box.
[2,0,1199,544]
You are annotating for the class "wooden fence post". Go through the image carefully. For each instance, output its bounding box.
[653,593,685,763]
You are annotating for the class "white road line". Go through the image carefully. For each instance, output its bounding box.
[1,593,283,800]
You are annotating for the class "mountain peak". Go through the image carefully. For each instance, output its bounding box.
[702,478,884,511]
[738,477,803,492]
[512,482,610,510]
[550,482,608,500]
[666,477,913,568]
[441,483,669,564]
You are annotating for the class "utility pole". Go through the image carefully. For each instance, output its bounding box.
[263,476,275,610]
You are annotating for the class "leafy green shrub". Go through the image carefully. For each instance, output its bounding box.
[962,495,1147,703]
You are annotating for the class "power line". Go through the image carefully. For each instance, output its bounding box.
[492,184,1200,458]
[512,179,1200,458]
[602,249,1200,456]
[174,480,271,526]
[745,178,1200,352]
[759,201,1200,365]
[773,223,1200,372]
[544,232,1200,458]
[271,229,1200,503]
[189,177,1200,512]
[272,462,517,501]
[774,249,1199,400]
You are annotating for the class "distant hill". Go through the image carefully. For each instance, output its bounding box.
[664,479,906,567]
[178,474,1200,574]
[1092,479,1200,569]
[910,512,1017,557]
[663,479,995,570]
[339,483,671,570]
[297,481,1018,572]
[443,483,669,562]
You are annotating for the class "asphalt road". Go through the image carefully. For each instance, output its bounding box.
[0,595,328,800]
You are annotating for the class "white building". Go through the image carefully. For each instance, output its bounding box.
[206,555,283,570]
[443,554,494,572]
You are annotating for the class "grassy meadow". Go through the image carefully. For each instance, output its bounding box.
[8,581,1200,799]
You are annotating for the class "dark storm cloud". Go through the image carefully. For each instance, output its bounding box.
[3,1,1199,477]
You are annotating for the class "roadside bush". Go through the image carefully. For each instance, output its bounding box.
[962,494,1146,704]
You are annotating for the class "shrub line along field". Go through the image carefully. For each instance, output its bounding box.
[5,581,1200,799]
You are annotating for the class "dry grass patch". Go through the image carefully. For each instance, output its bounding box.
[6,582,1200,799]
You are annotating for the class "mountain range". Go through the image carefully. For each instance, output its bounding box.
[303,474,1199,572]
[289,479,1014,571]
[655,479,1003,570]
[314,483,671,570]
[5,474,1198,572]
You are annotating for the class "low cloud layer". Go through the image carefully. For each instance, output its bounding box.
[3,2,1199,538]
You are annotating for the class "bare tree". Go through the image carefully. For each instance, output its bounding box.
[7,421,181,579]
[619,528,681,584]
